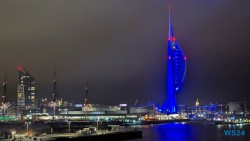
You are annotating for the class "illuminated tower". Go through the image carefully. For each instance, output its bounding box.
[17,66,36,108]
[162,7,187,113]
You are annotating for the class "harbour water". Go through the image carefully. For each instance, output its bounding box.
[129,122,250,141]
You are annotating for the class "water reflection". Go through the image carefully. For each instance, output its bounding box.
[131,122,250,141]
[156,123,195,141]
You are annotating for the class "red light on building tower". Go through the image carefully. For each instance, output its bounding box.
[18,66,23,71]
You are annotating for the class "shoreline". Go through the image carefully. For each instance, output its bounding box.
[41,130,142,141]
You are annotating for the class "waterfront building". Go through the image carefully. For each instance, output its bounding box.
[162,7,187,113]
[228,101,247,114]
[178,103,232,120]
[23,102,157,121]
[17,67,36,108]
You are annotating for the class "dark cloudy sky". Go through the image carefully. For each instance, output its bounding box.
[0,1,250,106]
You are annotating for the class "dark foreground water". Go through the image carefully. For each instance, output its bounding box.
[129,122,250,141]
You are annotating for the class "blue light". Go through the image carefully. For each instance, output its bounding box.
[162,7,187,114]
[156,123,194,141]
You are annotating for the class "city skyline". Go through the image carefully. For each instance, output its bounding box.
[0,1,250,107]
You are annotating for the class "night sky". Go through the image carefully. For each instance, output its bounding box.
[0,1,250,107]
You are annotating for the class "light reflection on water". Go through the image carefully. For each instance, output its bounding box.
[130,122,250,141]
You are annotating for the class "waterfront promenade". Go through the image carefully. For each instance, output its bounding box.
[1,129,142,141]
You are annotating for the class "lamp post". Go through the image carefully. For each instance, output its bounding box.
[68,121,71,133]
[65,109,68,119]
[97,117,99,130]
[53,101,56,120]
[25,122,30,134]
[220,104,223,114]
[12,131,15,139]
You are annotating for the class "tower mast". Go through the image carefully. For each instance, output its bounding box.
[84,81,88,108]
[168,6,173,39]
[52,66,56,102]
[52,66,57,120]
[2,71,7,104]
[2,71,7,116]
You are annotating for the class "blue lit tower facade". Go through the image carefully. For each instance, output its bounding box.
[164,7,187,113]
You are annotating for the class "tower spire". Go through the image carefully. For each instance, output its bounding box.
[168,5,173,39]
[161,6,187,114]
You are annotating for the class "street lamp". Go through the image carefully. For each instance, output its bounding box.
[25,122,31,134]
[65,109,68,119]
[12,131,16,139]
[97,117,99,130]
[220,104,223,114]
[68,121,71,133]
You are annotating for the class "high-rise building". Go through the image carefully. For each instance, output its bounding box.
[162,7,187,113]
[17,66,36,108]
